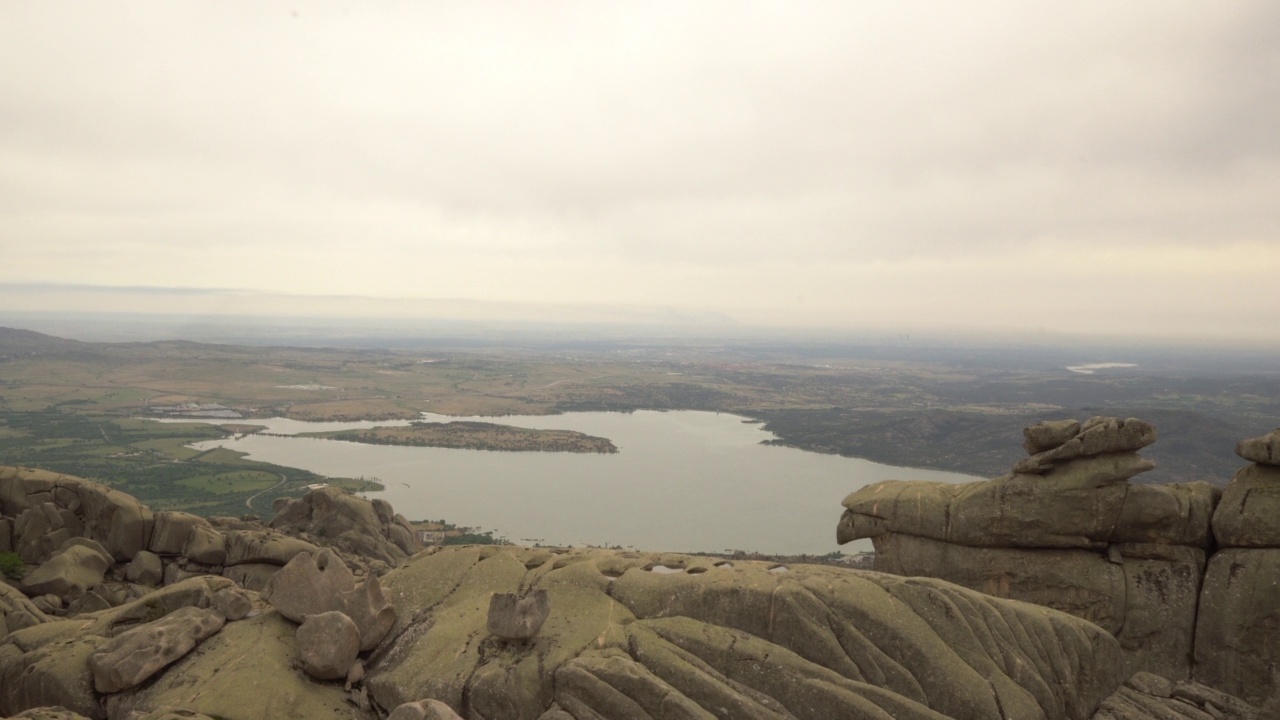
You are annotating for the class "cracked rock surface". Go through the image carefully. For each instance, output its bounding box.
[365,545,1123,720]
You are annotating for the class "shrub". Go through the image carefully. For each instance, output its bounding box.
[0,551,24,581]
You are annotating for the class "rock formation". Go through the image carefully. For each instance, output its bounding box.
[2,440,1273,718]
[839,418,1280,709]
[1194,428,1280,705]
[269,486,421,568]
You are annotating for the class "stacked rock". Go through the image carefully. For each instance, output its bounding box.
[261,548,396,684]
[1194,429,1280,705]
[838,417,1220,680]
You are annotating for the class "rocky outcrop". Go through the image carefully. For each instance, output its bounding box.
[262,549,394,652]
[1194,429,1280,705]
[0,468,153,564]
[840,419,1280,708]
[0,576,239,719]
[366,546,1123,720]
[20,539,113,599]
[839,416,1213,679]
[269,486,421,567]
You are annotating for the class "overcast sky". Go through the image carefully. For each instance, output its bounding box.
[2,2,1277,342]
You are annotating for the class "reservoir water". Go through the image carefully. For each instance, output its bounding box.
[184,411,981,555]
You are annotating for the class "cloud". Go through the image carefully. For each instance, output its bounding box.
[1,1,1277,340]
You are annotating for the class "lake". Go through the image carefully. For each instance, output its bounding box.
[183,410,981,555]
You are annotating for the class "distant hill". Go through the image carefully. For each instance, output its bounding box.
[0,326,90,358]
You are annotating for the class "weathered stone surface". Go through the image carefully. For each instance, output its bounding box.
[1024,418,1083,454]
[867,532,1206,681]
[261,549,354,620]
[1236,429,1280,466]
[1092,673,1259,719]
[262,549,394,651]
[269,486,421,566]
[367,546,1123,720]
[103,611,375,720]
[296,610,360,681]
[220,563,279,592]
[210,587,252,621]
[0,467,154,563]
[1015,417,1157,474]
[180,525,226,566]
[0,625,105,719]
[88,606,226,693]
[1194,548,1280,705]
[1211,463,1280,548]
[19,542,112,598]
[487,589,550,641]
[2,582,51,636]
[1111,482,1220,547]
[149,512,209,556]
[343,573,396,652]
[223,530,317,567]
[386,699,465,720]
[871,533,1128,633]
[125,550,163,586]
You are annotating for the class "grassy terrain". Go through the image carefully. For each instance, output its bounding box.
[0,407,379,517]
[300,421,617,453]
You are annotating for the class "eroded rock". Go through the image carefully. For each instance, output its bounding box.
[19,541,112,599]
[487,588,550,642]
[87,606,226,693]
[296,610,360,681]
[262,549,394,651]
[1236,429,1280,466]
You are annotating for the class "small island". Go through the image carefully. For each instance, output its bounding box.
[298,420,618,454]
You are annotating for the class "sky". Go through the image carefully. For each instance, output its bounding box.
[2,2,1278,342]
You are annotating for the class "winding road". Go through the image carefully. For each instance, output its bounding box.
[245,473,288,513]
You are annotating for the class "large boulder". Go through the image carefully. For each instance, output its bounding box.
[295,611,360,681]
[0,467,154,563]
[1210,462,1280,547]
[1194,548,1280,705]
[365,546,1124,720]
[19,540,113,599]
[181,524,227,566]
[269,486,421,567]
[222,530,317,568]
[102,611,376,720]
[0,577,241,719]
[1235,429,1280,466]
[87,606,226,693]
[261,549,394,651]
[838,417,1217,680]
[149,512,211,556]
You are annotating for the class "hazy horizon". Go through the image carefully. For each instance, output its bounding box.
[3,3,1277,343]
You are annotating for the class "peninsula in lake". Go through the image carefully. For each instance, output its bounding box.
[297,420,618,454]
